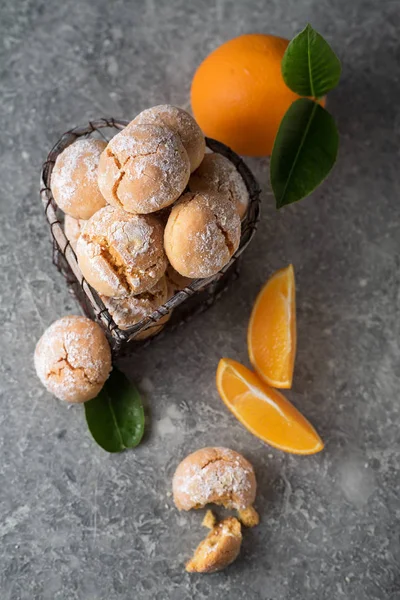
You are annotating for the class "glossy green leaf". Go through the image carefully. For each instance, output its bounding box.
[84,369,144,453]
[282,24,341,98]
[270,98,339,208]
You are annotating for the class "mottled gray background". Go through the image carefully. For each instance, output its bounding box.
[1,0,399,598]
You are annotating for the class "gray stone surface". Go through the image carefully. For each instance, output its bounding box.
[0,0,399,598]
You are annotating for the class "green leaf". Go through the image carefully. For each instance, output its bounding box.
[282,24,341,98]
[270,98,339,208]
[84,369,144,453]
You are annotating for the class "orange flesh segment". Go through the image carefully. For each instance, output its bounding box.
[248,264,296,389]
[216,358,323,455]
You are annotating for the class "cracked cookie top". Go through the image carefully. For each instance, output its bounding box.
[173,447,256,511]
[34,316,112,403]
[97,123,190,214]
[131,105,205,173]
[76,206,167,297]
[189,152,249,219]
[51,139,107,219]
[164,191,241,279]
[99,275,168,330]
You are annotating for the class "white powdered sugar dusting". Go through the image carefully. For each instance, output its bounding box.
[133,105,198,136]
[132,105,205,170]
[168,192,241,278]
[76,206,167,295]
[174,447,255,510]
[100,276,168,330]
[51,139,105,208]
[79,235,125,295]
[110,123,174,159]
[64,216,86,251]
[189,219,230,278]
[189,153,249,218]
[34,316,111,402]
[102,123,190,212]
[109,217,152,256]
[218,524,238,538]
[176,461,251,507]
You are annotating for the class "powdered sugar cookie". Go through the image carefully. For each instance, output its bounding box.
[64,215,87,251]
[165,264,193,296]
[189,153,249,219]
[51,139,107,219]
[98,123,190,214]
[34,316,111,403]
[173,447,256,511]
[132,105,205,172]
[76,206,167,297]
[100,276,168,331]
[164,192,241,279]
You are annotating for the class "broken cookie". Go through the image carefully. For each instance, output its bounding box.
[173,447,256,511]
[202,509,217,529]
[237,505,260,528]
[186,517,242,573]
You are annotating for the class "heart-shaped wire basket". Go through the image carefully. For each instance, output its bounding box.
[40,118,261,356]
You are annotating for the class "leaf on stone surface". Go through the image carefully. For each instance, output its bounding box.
[270,98,339,208]
[282,23,341,98]
[84,369,144,453]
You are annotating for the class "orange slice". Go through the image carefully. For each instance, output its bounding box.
[248,264,296,389]
[216,358,323,455]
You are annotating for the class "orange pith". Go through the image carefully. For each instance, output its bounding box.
[248,264,296,389]
[216,358,323,455]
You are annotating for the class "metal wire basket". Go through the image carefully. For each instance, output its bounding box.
[40,118,261,356]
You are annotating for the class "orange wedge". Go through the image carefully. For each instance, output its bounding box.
[248,264,296,389]
[216,358,323,455]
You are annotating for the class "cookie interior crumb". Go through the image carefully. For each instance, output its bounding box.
[237,505,260,528]
[202,509,217,529]
[186,517,242,573]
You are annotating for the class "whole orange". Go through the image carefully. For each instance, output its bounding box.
[191,33,301,156]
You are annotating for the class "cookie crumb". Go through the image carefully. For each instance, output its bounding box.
[202,510,217,529]
[237,505,259,528]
